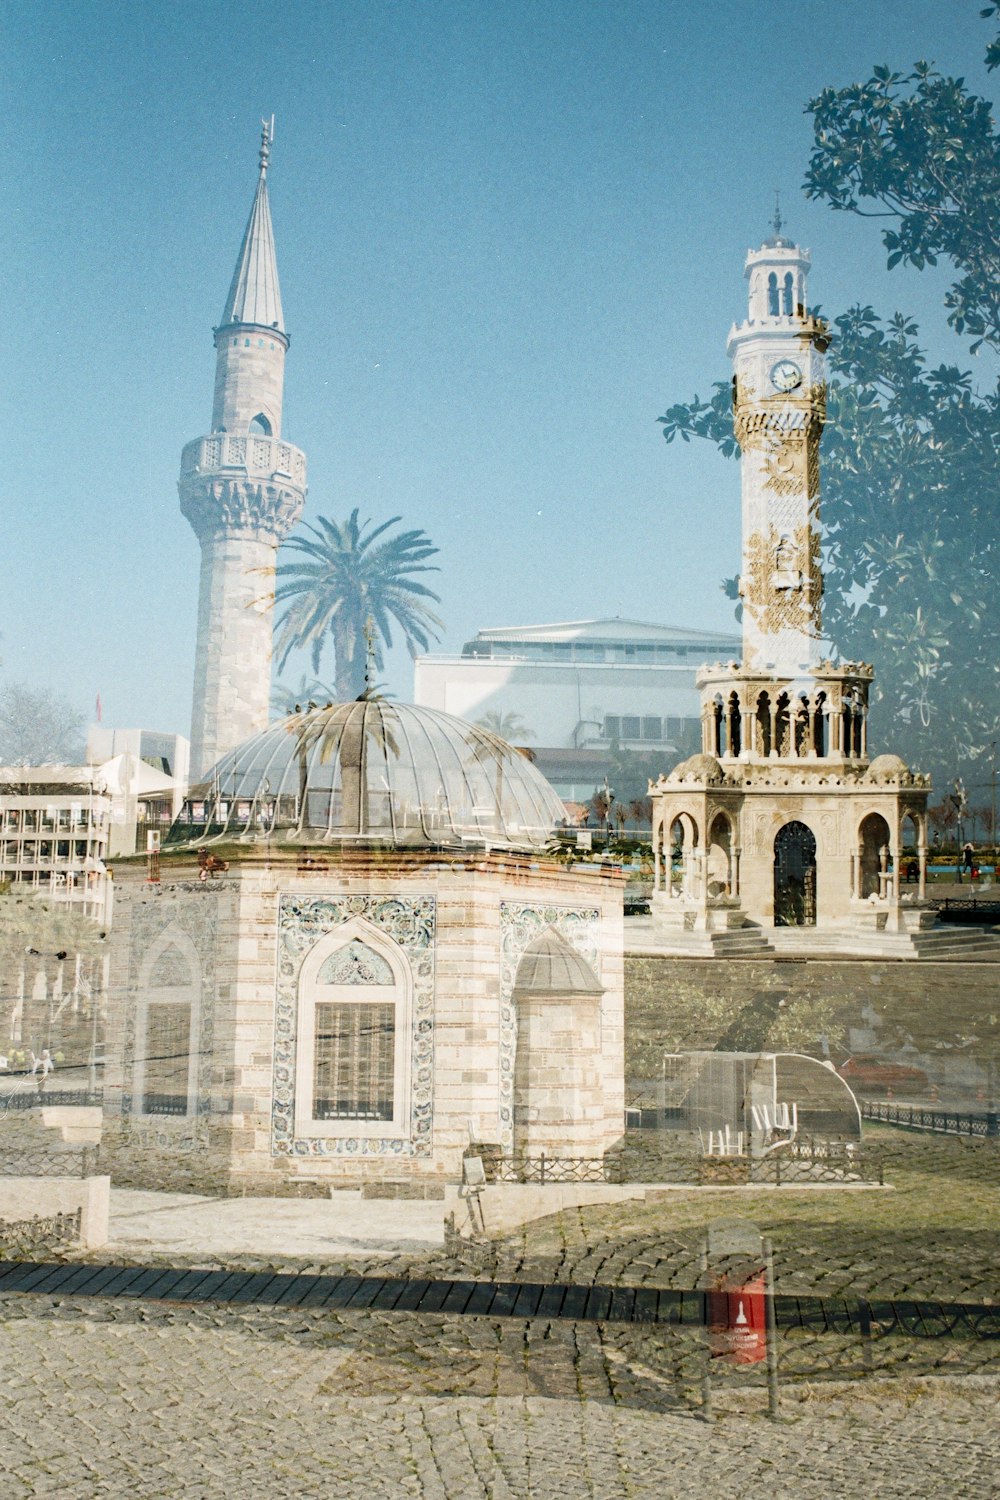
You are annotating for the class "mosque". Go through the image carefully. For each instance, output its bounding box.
[100,128,624,1193]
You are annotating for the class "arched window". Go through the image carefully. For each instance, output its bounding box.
[782,272,794,316]
[295,923,411,1140]
[767,272,779,316]
[134,929,201,1117]
[248,413,272,437]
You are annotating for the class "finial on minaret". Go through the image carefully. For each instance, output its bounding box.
[771,190,783,238]
[362,615,377,700]
[259,115,274,178]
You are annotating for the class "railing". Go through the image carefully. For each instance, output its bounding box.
[0,1146,99,1179]
[141,1093,189,1117]
[492,1154,612,1184]
[0,1089,103,1110]
[862,1100,999,1138]
[180,433,306,485]
[933,896,1000,924]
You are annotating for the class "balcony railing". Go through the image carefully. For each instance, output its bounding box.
[181,433,306,486]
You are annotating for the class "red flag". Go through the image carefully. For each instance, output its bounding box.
[96,693,102,724]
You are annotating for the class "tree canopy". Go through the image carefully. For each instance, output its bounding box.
[273,511,443,702]
[659,15,1000,791]
[805,23,1000,354]
[0,682,85,767]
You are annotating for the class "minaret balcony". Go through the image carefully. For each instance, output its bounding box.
[180,433,307,488]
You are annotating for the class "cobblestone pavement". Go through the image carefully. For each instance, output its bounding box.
[0,1293,997,1499]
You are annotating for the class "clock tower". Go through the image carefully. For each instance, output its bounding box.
[648,224,936,953]
[728,223,828,676]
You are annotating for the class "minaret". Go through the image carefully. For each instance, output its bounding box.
[179,121,307,780]
[728,209,828,676]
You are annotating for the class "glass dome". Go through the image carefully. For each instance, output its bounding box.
[167,699,566,851]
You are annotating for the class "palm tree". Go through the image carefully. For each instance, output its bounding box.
[475,710,534,743]
[273,511,443,701]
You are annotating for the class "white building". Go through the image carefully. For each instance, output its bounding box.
[0,767,113,923]
[0,740,188,925]
[86,726,190,855]
[414,618,741,800]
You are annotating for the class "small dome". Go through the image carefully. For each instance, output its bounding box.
[866,753,910,781]
[168,700,565,852]
[513,930,604,997]
[668,753,724,784]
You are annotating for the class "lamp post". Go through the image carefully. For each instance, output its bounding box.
[602,776,615,846]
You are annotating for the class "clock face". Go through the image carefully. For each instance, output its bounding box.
[770,359,802,393]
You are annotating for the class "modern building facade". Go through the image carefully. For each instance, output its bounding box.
[0,767,112,922]
[0,750,188,924]
[414,618,740,801]
[179,122,307,780]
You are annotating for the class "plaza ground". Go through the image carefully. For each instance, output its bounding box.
[2,1126,998,1498]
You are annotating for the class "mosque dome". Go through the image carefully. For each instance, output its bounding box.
[667,753,725,785]
[167,699,566,851]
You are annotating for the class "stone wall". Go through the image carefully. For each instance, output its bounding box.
[625,953,1000,1107]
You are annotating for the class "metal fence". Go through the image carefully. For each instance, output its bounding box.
[862,1100,999,1138]
[493,1154,611,1184]
[0,1145,99,1179]
[0,1089,103,1111]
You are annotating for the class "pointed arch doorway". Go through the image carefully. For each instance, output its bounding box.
[774,821,817,926]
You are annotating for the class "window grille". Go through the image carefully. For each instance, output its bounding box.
[143,1002,191,1116]
[313,1002,394,1121]
[641,716,662,741]
[622,715,641,740]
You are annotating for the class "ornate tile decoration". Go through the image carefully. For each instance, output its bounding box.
[317,939,393,986]
[121,890,220,1152]
[498,901,600,1150]
[273,894,436,1158]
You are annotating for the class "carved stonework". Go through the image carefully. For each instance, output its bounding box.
[178,474,305,544]
[272,893,436,1159]
[741,522,822,644]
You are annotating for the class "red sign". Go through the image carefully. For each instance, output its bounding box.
[707,1273,768,1364]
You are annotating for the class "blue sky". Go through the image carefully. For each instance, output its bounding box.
[4,0,996,738]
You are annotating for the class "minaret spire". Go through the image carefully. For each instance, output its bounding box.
[179,126,307,779]
[219,116,285,338]
[771,189,782,239]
